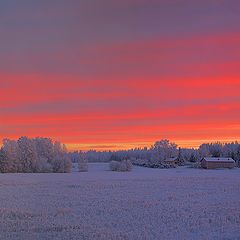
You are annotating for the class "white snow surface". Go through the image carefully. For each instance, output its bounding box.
[0,163,240,240]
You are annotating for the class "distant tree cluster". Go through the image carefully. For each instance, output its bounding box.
[69,140,240,169]
[69,148,151,164]
[0,137,71,173]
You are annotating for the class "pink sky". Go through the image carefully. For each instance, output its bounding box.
[0,1,240,150]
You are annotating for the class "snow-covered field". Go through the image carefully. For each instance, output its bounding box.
[0,163,240,240]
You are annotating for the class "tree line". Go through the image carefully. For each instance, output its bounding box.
[1,138,240,173]
[70,139,240,168]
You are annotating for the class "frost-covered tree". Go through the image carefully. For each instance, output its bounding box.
[0,137,72,173]
[199,142,224,158]
[211,143,223,157]
[176,148,185,166]
[52,141,71,173]
[2,139,20,172]
[223,142,240,167]
[199,144,211,158]
[17,137,38,173]
[0,148,8,173]
[150,139,178,165]
[34,137,54,172]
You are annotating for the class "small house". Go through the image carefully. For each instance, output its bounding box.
[201,157,235,169]
[164,157,177,165]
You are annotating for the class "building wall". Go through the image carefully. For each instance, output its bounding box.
[201,160,235,169]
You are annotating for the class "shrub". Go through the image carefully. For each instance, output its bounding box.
[109,161,119,171]
[109,160,132,172]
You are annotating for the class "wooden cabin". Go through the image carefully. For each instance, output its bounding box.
[201,157,235,169]
[164,157,177,165]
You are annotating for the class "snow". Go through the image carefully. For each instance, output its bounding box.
[0,163,240,240]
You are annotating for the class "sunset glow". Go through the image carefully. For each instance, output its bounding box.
[1,1,240,150]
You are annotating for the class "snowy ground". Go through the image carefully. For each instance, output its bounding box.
[0,163,240,240]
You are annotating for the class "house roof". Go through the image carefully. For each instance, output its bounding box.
[202,157,235,163]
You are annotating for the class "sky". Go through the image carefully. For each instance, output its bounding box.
[0,0,240,150]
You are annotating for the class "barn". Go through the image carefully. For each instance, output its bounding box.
[201,157,235,169]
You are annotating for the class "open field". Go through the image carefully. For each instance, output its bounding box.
[0,163,240,240]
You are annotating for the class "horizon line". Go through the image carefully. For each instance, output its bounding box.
[1,137,239,152]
